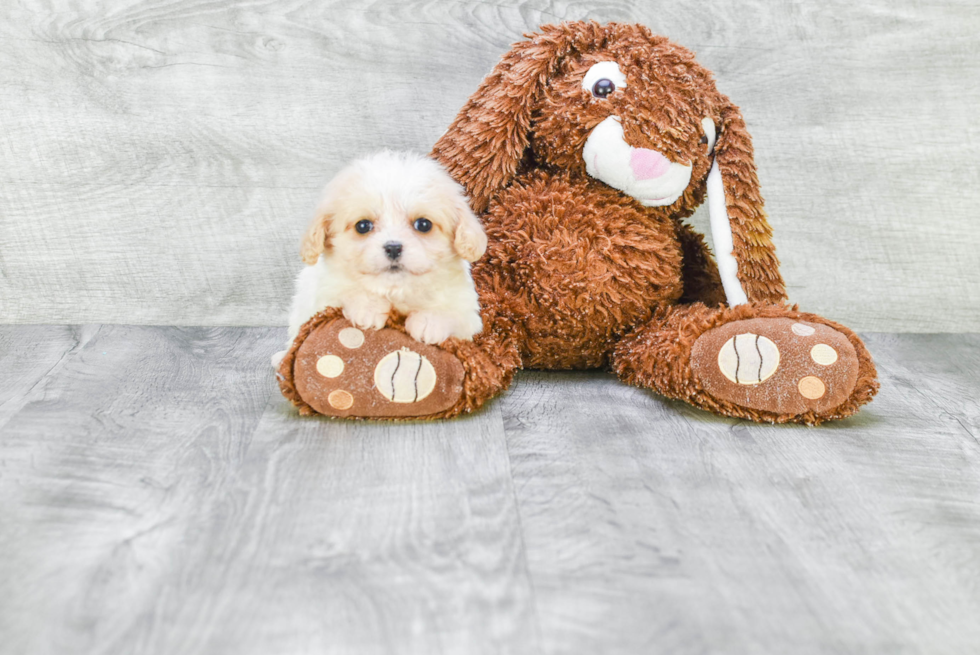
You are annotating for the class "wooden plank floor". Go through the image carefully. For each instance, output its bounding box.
[1,326,978,654]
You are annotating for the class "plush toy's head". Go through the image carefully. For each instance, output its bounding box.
[433,21,787,305]
[534,40,723,211]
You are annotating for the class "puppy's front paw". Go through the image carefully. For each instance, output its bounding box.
[343,304,389,331]
[406,312,456,345]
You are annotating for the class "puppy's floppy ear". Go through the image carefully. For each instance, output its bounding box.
[299,206,332,266]
[706,100,787,305]
[451,195,487,263]
[432,22,601,213]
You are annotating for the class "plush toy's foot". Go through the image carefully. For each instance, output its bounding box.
[690,317,859,417]
[281,317,465,418]
[613,303,879,425]
[278,308,518,420]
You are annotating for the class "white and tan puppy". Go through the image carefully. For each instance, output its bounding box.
[277,151,486,365]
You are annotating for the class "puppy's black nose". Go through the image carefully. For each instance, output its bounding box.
[383,242,403,260]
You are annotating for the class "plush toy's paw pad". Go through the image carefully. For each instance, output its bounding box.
[691,318,859,416]
[290,319,464,418]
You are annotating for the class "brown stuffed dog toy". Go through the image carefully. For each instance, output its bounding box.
[279,21,879,425]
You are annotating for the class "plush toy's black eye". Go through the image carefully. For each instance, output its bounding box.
[413,217,432,233]
[355,219,373,234]
[592,78,616,98]
[700,134,709,145]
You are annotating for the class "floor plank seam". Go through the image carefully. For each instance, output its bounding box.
[0,325,92,432]
[889,365,980,448]
[494,393,547,650]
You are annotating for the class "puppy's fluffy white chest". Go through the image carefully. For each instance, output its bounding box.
[294,256,475,322]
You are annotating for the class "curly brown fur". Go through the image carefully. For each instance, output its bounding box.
[674,221,727,306]
[433,21,787,305]
[472,168,684,369]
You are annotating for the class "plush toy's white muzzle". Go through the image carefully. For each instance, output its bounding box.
[582,116,693,207]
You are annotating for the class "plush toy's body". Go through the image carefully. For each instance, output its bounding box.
[279,22,879,424]
[475,168,689,370]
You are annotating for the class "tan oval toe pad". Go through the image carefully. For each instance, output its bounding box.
[691,318,859,416]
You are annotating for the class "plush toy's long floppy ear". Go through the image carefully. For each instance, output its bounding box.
[706,101,788,306]
[432,25,587,213]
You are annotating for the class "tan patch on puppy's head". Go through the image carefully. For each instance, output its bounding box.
[411,166,487,264]
[300,207,334,266]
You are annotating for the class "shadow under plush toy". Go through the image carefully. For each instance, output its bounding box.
[278,21,879,424]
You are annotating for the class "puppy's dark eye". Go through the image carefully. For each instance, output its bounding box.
[413,217,432,233]
[592,78,616,98]
[354,219,373,234]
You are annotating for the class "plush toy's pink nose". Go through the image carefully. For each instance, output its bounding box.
[630,148,672,180]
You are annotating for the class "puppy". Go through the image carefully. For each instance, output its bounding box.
[276,151,487,365]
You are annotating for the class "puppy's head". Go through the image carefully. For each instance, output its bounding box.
[300,151,486,278]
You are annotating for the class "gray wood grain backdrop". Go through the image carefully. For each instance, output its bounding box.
[1,0,978,331]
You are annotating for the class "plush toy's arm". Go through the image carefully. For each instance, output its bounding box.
[707,103,787,306]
